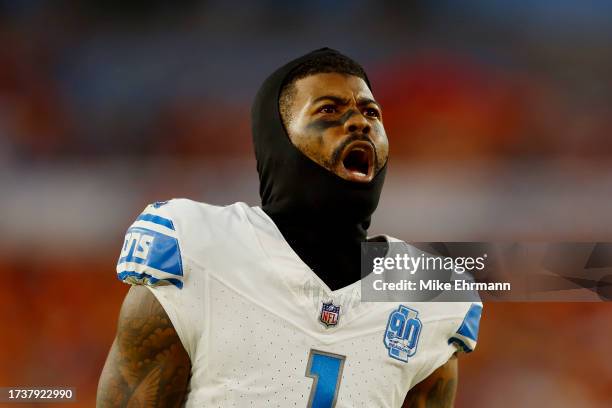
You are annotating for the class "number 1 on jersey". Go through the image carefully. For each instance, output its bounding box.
[305,350,346,408]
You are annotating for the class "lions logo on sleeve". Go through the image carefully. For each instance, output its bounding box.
[116,203,184,288]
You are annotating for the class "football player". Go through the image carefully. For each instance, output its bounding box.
[97,48,482,407]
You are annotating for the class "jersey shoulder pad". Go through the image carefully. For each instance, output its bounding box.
[116,200,184,288]
[448,302,483,353]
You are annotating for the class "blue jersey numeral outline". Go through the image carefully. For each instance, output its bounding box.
[305,349,346,408]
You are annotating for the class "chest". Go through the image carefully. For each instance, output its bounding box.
[187,271,451,407]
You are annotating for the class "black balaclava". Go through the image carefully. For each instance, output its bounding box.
[251,48,387,290]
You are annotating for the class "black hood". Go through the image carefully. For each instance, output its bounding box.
[251,47,387,289]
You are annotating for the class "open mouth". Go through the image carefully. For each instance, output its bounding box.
[340,140,375,182]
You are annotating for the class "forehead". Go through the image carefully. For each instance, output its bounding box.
[291,73,374,105]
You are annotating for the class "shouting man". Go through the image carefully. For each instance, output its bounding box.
[98,48,482,407]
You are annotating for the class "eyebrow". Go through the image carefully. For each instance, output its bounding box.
[311,95,382,110]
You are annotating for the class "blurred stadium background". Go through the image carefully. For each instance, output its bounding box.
[1,0,611,406]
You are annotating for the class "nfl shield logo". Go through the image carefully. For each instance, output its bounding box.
[319,301,340,327]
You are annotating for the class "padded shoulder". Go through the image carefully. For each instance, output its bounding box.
[115,199,248,289]
[116,200,185,288]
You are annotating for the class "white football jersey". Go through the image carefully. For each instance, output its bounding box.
[116,199,482,408]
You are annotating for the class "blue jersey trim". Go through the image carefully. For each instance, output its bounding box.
[136,213,175,230]
[456,303,482,342]
[448,336,473,353]
[117,270,183,289]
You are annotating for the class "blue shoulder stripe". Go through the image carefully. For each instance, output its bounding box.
[136,213,175,230]
[456,303,482,342]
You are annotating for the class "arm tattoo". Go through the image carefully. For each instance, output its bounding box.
[423,377,457,408]
[402,355,458,408]
[97,286,191,407]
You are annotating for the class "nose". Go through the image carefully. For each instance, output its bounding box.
[345,110,371,135]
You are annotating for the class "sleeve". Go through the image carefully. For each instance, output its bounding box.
[448,302,483,353]
[116,201,184,289]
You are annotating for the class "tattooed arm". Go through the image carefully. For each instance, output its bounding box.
[97,285,191,407]
[402,354,458,408]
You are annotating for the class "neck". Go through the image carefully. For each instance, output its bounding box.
[265,211,367,291]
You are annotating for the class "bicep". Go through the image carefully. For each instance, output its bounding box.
[402,354,458,408]
[97,285,191,408]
